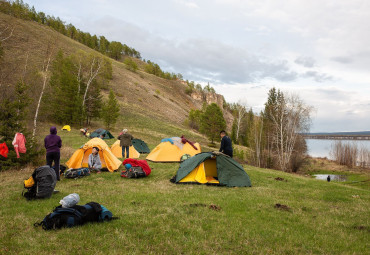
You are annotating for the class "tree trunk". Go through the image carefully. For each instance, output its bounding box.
[32,56,51,139]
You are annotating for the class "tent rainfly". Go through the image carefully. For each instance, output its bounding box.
[146,137,201,162]
[173,152,252,187]
[89,128,114,139]
[110,140,140,158]
[66,138,121,172]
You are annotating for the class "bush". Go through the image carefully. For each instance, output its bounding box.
[123,57,138,72]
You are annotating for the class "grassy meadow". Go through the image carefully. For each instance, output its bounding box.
[0,119,369,254]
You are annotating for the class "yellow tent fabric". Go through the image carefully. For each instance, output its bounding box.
[179,158,219,184]
[62,125,71,131]
[146,141,201,162]
[110,140,140,158]
[66,138,122,172]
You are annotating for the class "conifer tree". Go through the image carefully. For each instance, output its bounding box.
[46,50,82,124]
[200,103,226,144]
[102,89,120,129]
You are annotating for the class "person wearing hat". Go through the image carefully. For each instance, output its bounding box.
[118,129,134,159]
[88,147,102,173]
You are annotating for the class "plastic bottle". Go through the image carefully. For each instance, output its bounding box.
[59,193,80,208]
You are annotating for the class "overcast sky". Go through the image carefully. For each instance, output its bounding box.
[24,0,370,132]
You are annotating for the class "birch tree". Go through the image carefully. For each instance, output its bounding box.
[265,90,313,171]
[32,46,52,139]
[234,101,247,142]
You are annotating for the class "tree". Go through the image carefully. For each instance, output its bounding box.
[83,79,102,125]
[46,50,82,125]
[102,89,120,129]
[264,88,313,171]
[32,43,53,138]
[230,101,247,144]
[108,41,123,60]
[123,57,138,72]
[200,103,226,144]
[188,109,202,130]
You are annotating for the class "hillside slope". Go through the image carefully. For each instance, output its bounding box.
[0,12,230,128]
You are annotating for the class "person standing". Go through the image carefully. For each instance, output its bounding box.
[219,130,233,158]
[118,129,133,159]
[44,126,62,180]
[88,147,102,173]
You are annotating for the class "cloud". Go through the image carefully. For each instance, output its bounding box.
[295,56,315,68]
[303,71,333,82]
[330,56,353,64]
[175,0,199,9]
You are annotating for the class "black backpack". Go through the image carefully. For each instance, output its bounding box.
[23,166,57,200]
[35,202,112,230]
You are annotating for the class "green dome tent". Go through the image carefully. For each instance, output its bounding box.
[132,139,150,154]
[89,128,114,139]
[173,152,251,187]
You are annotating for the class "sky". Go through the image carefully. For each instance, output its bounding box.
[24,0,370,132]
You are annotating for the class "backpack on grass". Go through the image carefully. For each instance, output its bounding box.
[64,168,90,179]
[23,166,57,200]
[121,166,146,178]
[34,202,115,230]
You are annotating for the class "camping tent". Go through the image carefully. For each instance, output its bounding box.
[132,139,150,154]
[89,128,114,139]
[66,138,121,172]
[173,152,252,187]
[146,137,201,162]
[62,125,71,131]
[110,140,140,158]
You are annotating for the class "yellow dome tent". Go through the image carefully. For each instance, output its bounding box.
[110,140,140,158]
[62,125,71,131]
[146,138,201,162]
[66,138,122,172]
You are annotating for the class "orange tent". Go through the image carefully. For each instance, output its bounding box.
[110,140,140,158]
[66,138,121,172]
[146,140,201,162]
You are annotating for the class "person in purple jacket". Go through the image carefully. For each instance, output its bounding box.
[44,126,62,181]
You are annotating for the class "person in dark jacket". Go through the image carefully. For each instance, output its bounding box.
[44,126,62,180]
[118,129,133,159]
[219,130,233,158]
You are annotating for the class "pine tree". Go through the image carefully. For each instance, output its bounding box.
[200,103,226,144]
[0,81,42,170]
[46,50,82,125]
[102,89,120,129]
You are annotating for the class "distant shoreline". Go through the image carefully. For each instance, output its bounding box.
[303,134,370,140]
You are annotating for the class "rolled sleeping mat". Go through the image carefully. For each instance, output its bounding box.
[99,205,113,221]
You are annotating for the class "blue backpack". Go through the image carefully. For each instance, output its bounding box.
[35,202,114,230]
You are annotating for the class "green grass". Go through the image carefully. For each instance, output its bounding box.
[0,123,369,254]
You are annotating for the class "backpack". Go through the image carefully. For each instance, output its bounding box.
[35,202,113,230]
[64,168,90,179]
[121,166,146,178]
[23,166,57,200]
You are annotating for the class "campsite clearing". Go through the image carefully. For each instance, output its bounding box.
[1,160,369,254]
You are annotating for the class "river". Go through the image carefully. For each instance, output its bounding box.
[305,139,370,159]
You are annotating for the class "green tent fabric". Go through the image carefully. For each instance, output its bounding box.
[132,139,150,154]
[175,152,252,187]
[89,128,114,139]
